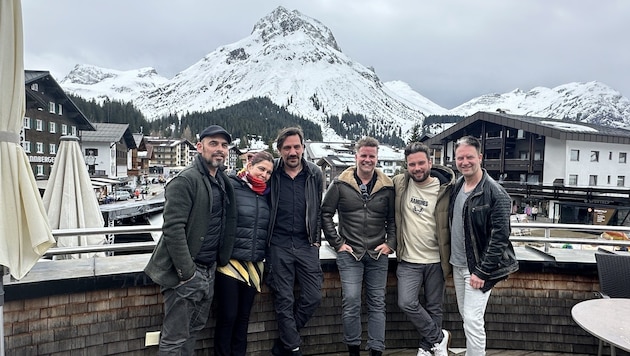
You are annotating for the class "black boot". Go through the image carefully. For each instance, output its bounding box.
[369,350,382,356]
[348,344,361,356]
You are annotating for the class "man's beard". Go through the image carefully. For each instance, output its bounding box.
[410,170,430,183]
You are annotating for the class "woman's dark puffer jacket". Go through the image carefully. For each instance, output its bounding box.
[229,173,270,262]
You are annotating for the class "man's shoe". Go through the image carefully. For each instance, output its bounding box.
[291,348,303,356]
[369,350,382,356]
[348,344,361,356]
[271,338,287,356]
[416,348,432,356]
[431,329,451,356]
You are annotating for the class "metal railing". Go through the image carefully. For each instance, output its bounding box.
[43,222,630,257]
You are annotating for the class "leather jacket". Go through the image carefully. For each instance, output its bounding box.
[268,158,323,245]
[321,167,396,260]
[449,169,518,291]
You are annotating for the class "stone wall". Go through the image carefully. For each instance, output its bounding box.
[3,262,613,355]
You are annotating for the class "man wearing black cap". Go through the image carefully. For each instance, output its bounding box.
[145,125,237,355]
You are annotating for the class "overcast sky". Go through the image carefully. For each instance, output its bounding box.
[22,0,630,109]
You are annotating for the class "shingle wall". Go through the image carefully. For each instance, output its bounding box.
[3,267,615,355]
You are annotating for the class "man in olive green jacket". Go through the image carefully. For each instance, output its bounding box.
[392,142,455,356]
[145,125,236,356]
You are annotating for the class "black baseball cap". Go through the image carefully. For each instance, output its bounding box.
[198,125,232,143]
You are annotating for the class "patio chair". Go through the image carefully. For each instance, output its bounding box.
[594,252,630,356]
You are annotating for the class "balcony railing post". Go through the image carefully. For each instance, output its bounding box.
[544,227,551,253]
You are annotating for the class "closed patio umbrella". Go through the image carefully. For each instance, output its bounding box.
[1,0,56,354]
[42,136,106,258]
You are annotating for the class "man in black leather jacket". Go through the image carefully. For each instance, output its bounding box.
[267,127,324,356]
[448,135,518,356]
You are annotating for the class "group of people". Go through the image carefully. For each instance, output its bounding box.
[143,124,519,356]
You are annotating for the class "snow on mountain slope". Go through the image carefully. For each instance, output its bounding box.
[60,64,168,103]
[449,81,630,127]
[59,7,630,138]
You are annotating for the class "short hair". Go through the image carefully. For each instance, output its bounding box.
[404,142,430,160]
[455,135,482,154]
[355,136,379,151]
[276,127,304,149]
[250,151,274,166]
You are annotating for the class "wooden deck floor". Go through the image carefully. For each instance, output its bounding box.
[318,348,589,356]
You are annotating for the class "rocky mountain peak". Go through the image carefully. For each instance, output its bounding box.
[252,6,341,52]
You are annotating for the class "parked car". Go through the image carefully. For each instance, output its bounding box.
[112,191,131,201]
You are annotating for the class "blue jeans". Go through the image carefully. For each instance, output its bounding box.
[453,266,492,356]
[267,244,323,351]
[336,251,389,352]
[158,263,215,356]
[396,261,445,351]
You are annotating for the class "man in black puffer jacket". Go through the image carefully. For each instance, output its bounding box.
[321,137,395,356]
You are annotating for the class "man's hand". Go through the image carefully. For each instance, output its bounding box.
[375,243,392,257]
[338,243,353,253]
[470,273,485,289]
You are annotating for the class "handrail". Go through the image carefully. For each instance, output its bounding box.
[42,222,630,257]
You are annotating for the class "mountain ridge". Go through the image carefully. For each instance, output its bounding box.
[59,6,630,140]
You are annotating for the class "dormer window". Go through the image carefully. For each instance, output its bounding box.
[30,83,38,91]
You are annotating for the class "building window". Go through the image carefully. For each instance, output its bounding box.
[24,117,31,129]
[570,149,579,161]
[36,119,43,131]
[620,152,627,163]
[568,175,578,185]
[609,152,613,160]
[49,121,56,133]
[618,176,626,187]
[49,102,55,113]
[58,104,63,116]
[36,165,44,176]
[23,141,31,153]
[590,151,599,162]
[534,151,542,160]
[30,83,38,91]
[36,142,44,154]
[589,175,597,186]
[61,124,68,135]
[519,151,529,160]
[49,143,57,155]
[607,176,611,185]
[71,126,77,136]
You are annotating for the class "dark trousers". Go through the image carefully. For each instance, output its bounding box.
[159,264,215,356]
[214,272,258,356]
[267,244,323,351]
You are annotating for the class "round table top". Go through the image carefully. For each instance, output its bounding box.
[571,298,630,352]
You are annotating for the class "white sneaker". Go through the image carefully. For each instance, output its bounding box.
[416,348,432,356]
[431,329,451,356]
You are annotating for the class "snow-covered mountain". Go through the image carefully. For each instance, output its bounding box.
[61,7,428,141]
[450,81,630,128]
[61,65,168,104]
[59,6,630,139]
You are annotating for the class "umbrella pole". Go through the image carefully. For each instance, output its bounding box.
[1,265,4,356]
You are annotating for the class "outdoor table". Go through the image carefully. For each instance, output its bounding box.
[571,298,630,355]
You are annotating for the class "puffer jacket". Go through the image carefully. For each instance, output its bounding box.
[228,173,269,262]
[268,158,323,245]
[392,165,455,278]
[321,167,396,260]
[449,169,519,292]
